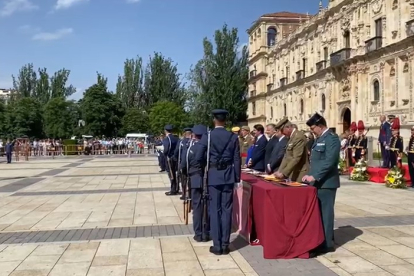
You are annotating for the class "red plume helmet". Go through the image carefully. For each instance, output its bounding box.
[392,117,400,130]
[350,122,357,131]
[357,120,365,131]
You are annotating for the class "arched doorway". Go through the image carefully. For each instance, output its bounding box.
[342,108,351,133]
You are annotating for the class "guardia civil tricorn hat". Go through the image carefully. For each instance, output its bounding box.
[306,113,323,127]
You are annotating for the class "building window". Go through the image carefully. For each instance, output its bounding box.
[375,18,383,37]
[283,103,287,117]
[373,80,380,101]
[267,27,277,46]
[252,102,256,116]
[323,47,328,61]
[302,58,307,76]
[300,99,304,114]
[270,107,273,118]
[344,30,350,48]
[321,94,326,111]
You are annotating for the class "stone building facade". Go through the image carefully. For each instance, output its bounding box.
[247,0,414,140]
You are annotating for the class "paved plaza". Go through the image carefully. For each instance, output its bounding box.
[0,156,414,275]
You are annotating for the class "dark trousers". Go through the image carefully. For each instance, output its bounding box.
[408,154,414,186]
[317,188,337,249]
[181,175,191,194]
[380,144,390,168]
[191,187,210,238]
[389,150,400,168]
[347,148,354,167]
[6,152,12,163]
[166,158,178,193]
[209,184,233,249]
[158,152,166,170]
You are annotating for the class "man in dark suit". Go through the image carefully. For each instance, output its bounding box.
[162,125,179,196]
[247,124,267,172]
[196,109,241,255]
[264,124,278,174]
[378,115,392,168]
[268,129,288,173]
[5,139,15,164]
[303,112,340,256]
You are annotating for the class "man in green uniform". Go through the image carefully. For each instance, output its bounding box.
[302,112,340,256]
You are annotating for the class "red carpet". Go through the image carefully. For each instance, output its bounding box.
[348,165,411,186]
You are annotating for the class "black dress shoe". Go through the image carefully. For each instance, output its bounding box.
[193,235,202,242]
[165,191,178,196]
[222,246,230,255]
[179,196,185,200]
[159,170,165,172]
[209,246,222,255]
[202,235,211,242]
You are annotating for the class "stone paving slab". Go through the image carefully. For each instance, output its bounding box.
[12,186,169,196]
[35,169,68,177]
[0,178,45,193]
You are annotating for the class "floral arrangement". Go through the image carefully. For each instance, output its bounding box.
[385,166,406,189]
[338,157,346,175]
[350,159,369,181]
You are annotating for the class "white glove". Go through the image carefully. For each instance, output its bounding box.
[386,146,390,150]
[352,153,355,157]
[235,182,241,188]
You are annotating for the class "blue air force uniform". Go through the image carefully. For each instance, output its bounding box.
[181,125,210,242]
[305,113,340,254]
[196,109,241,255]
[162,125,179,195]
[155,139,166,172]
[174,128,192,198]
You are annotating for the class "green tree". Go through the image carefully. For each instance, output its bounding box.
[12,63,37,100]
[189,24,248,125]
[121,108,149,135]
[144,52,186,108]
[50,69,76,99]
[80,73,124,137]
[116,56,146,109]
[36,68,51,104]
[149,101,186,134]
[4,97,43,138]
[43,98,79,138]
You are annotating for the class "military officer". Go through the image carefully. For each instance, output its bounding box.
[406,126,414,187]
[196,109,241,255]
[155,136,166,172]
[239,126,253,165]
[302,113,340,256]
[174,127,193,199]
[389,117,404,168]
[181,124,210,242]
[354,120,368,161]
[162,125,179,196]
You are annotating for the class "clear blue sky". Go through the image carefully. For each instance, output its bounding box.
[0,0,326,100]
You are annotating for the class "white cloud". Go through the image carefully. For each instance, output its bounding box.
[32,28,73,41]
[126,0,141,3]
[0,0,38,17]
[55,0,88,10]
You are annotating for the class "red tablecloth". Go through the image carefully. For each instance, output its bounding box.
[348,165,411,185]
[241,173,324,259]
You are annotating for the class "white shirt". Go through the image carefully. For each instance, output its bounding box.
[320,128,329,137]
[257,134,263,142]
[278,135,285,142]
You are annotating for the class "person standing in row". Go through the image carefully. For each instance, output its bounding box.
[197,109,241,255]
[303,113,340,256]
[274,118,308,182]
[406,126,414,187]
[163,125,179,196]
[389,117,404,168]
[183,124,210,242]
[268,128,288,173]
[155,136,166,172]
[354,120,368,162]
[347,122,357,167]
[174,127,193,199]
[264,124,278,174]
[239,126,253,165]
[5,139,15,164]
[378,115,392,168]
[247,124,267,172]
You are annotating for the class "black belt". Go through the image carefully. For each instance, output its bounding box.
[189,171,203,177]
[209,163,232,168]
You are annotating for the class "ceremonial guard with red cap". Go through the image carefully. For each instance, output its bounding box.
[405,126,414,187]
[389,117,404,168]
[302,112,340,256]
[196,109,241,255]
[354,120,368,162]
[347,122,357,166]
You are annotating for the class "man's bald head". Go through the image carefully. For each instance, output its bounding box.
[380,115,386,122]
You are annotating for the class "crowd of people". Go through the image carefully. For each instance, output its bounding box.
[157,109,340,257]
